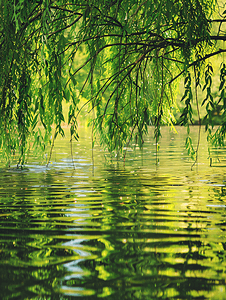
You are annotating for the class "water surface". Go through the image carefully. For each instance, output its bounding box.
[1,126,226,299]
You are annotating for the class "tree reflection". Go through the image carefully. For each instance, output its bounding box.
[61,166,226,299]
[1,138,226,299]
[0,168,81,299]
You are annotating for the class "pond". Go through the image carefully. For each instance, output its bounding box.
[1,126,226,299]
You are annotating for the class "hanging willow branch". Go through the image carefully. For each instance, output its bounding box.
[1,0,226,165]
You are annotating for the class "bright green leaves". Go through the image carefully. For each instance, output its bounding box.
[12,0,30,32]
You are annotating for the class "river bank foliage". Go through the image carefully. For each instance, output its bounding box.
[1,0,226,165]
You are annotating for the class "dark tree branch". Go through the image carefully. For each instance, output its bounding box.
[168,48,226,85]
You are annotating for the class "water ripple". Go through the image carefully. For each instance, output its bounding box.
[1,127,226,299]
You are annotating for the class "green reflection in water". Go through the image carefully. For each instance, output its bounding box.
[1,127,226,299]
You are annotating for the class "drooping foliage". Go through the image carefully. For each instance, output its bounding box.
[0,0,226,165]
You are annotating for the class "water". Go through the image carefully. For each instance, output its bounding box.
[1,126,226,299]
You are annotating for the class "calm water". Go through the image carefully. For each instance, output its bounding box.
[1,126,226,299]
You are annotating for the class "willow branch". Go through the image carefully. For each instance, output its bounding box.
[168,48,226,85]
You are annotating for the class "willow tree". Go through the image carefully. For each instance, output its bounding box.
[0,0,226,166]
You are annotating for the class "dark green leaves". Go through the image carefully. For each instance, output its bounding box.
[179,72,193,126]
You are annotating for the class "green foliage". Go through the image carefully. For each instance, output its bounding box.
[0,0,226,165]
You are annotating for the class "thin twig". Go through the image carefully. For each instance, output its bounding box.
[191,66,201,171]
[46,129,57,167]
